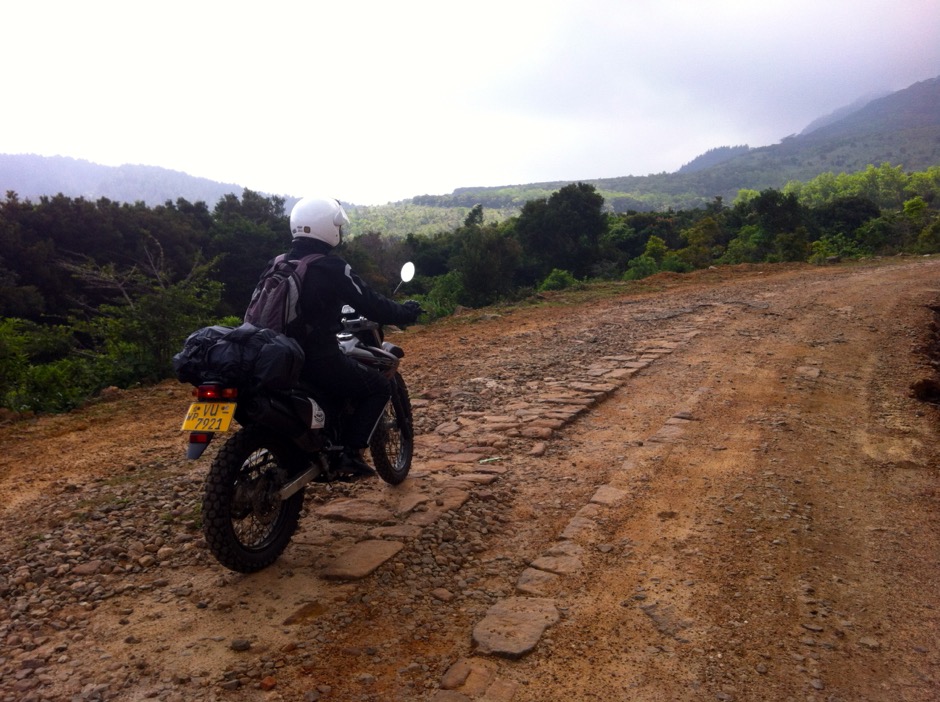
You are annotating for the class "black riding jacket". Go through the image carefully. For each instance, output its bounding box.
[287,237,416,359]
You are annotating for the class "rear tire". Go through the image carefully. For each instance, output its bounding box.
[202,427,304,573]
[369,373,413,485]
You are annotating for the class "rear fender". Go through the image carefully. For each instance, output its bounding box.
[186,432,213,460]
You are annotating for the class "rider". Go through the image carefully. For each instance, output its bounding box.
[283,196,421,476]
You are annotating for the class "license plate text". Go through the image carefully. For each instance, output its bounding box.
[182,402,236,432]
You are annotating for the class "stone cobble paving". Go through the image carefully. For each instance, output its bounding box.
[0,295,739,701]
[428,330,712,700]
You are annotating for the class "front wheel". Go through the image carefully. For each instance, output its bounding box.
[369,373,414,485]
[202,427,304,573]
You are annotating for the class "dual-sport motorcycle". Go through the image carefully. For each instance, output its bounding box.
[178,263,418,573]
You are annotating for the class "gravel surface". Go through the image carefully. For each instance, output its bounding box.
[1,260,939,701]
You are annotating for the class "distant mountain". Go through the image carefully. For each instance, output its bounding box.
[799,91,890,135]
[414,76,940,213]
[2,76,938,219]
[797,79,939,151]
[0,155,249,206]
[677,145,751,174]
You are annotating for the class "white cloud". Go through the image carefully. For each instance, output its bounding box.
[2,0,938,204]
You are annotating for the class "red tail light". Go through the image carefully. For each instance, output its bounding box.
[189,432,212,444]
[194,385,238,400]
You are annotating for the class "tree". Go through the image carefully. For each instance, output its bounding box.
[404,231,460,279]
[464,204,484,227]
[906,166,940,205]
[811,195,881,238]
[0,190,217,321]
[719,225,769,264]
[858,163,908,209]
[601,219,643,261]
[903,196,929,231]
[213,189,286,228]
[0,219,46,317]
[643,235,668,265]
[207,191,288,313]
[0,318,29,402]
[915,218,940,253]
[751,189,804,235]
[453,221,521,308]
[341,230,411,296]
[856,214,900,254]
[620,211,684,250]
[513,183,606,282]
[677,217,721,269]
[69,239,222,382]
[208,217,282,313]
[774,226,811,262]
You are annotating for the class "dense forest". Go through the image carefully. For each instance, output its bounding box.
[2,162,940,414]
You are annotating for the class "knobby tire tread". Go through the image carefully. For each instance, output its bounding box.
[202,426,303,573]
[371,373,413,486]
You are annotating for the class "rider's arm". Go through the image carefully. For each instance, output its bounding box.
[327,257,417,326]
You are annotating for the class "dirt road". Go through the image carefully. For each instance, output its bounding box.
[1,260,938,702]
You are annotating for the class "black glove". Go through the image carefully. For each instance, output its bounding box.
[402,300,424,322]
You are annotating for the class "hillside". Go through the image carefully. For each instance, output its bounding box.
[0,155,251,207]
[799,91,890,135]
[410,76,940,213]
[2,76,938,230]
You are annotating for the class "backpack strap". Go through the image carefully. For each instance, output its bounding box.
[297,253,325,266]
[290,253,325,338]
[260,253,288,277]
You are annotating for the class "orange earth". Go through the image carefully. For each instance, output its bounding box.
[1,259,938,702]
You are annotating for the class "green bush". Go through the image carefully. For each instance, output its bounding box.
[1,265,223,413]
[809,233,866,264]
[623,255,659,280]
[0,319,29,402]
[661,254,692,273]
[538,269,581,292]
[915,218,940,254]
[6,356,105,413]
[0,318,84,410]
[409,270,464,319]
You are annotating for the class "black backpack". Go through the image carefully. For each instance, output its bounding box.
[243,253,324,335]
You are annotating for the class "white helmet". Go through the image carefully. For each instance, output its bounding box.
[289,196,350,247]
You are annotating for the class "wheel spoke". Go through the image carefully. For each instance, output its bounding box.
[203,427,304,573]
[369,377,413,485]
[231,449,284,550]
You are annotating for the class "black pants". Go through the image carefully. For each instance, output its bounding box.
[302,350,391,449]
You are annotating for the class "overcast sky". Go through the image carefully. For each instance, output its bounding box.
[2,0,939,205]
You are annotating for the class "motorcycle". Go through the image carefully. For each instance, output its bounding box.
[180,263,418,573]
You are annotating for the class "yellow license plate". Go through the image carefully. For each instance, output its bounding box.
[182,402,236,432]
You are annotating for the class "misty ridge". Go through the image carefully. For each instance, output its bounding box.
[1,75,939,228]
[2,76,940,416]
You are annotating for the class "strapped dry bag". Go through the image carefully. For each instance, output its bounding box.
[172,323,304,392]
